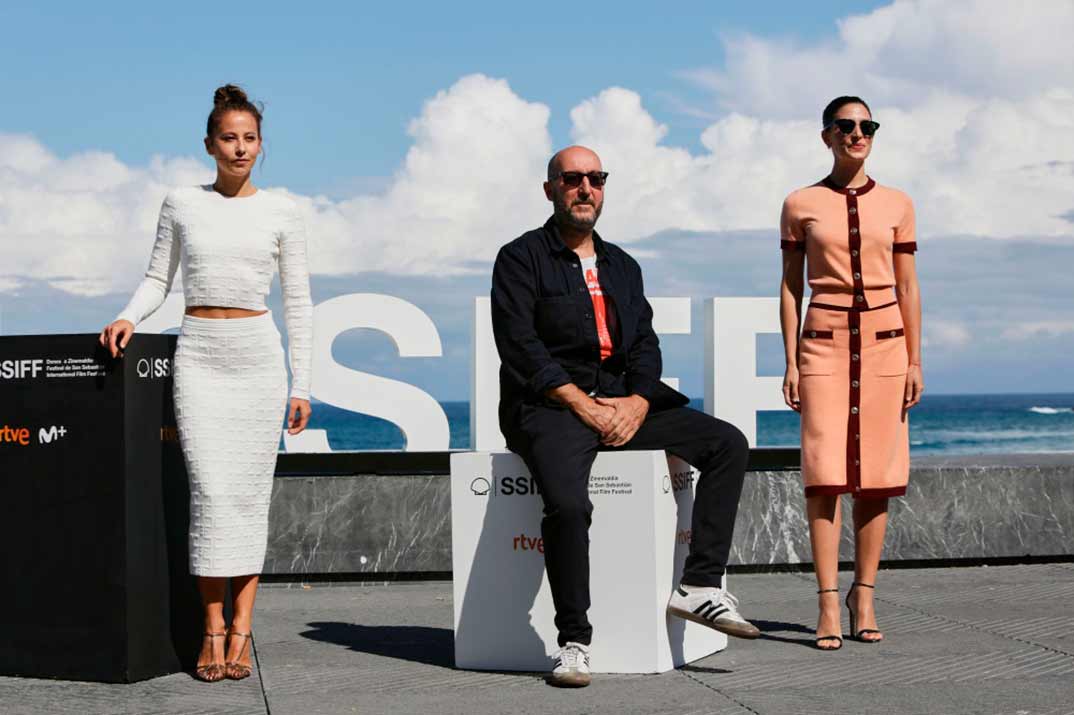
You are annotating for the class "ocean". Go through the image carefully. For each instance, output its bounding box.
[297,393,1074,455]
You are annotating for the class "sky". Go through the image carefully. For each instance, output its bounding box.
[2,0,1073,401]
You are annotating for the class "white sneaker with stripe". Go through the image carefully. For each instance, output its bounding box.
[667,584,760,639]
[546,642,591,688]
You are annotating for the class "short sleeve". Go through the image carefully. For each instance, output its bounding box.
[892,196,917,254]
[780,194,806,251]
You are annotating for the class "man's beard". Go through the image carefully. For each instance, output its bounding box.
[554,197,602,230]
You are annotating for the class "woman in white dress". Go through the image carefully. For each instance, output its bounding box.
[99,85,313,682]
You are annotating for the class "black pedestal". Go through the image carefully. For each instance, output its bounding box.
[0,334,201,682]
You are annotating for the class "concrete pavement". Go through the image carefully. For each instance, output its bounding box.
[2,563,1072,714]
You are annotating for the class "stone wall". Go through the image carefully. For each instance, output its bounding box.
[264,453,1074,577]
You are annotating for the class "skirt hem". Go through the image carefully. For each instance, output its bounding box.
[804,484,907,499]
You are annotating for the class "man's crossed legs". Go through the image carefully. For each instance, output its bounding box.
[505,404,759,687]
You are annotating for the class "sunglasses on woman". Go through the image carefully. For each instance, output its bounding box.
[556,171,609,188]
[825,118,880,137]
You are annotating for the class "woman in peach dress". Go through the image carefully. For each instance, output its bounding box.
[779,96,924,650]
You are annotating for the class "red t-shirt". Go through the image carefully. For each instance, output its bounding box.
[581,255,613,361]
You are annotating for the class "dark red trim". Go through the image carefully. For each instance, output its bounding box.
[808,300,897,313]
[807,302,853,312]
[846,309,862,494]
[805,484,851,497]
[845,192,868,310]
[804,330,833,339]
[781,239,806,251]
[821,176,876,196]
[893,242,917,253]
[805,484,907,499]
[876,328,905,340]
[854,486,907,499]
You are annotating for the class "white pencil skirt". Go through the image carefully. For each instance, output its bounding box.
[173,312,289,577]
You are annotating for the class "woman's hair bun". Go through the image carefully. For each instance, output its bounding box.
[206,83,264,137]
[214,84,250,107]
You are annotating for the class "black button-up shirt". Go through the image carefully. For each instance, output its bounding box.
[491,217,688,419]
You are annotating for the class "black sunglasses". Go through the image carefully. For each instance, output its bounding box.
[556,171,609,188]
[826,118,880,137]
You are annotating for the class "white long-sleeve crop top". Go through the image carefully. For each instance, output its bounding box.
[117,185,314,399]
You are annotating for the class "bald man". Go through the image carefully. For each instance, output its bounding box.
[491,147,759,688]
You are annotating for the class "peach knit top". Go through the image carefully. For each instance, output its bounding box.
[780,177,916,308]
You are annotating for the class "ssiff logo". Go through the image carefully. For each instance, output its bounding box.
[670,469,695,493]
[469,475,542,497]
[137,358,172,378]
[0,359,43,379]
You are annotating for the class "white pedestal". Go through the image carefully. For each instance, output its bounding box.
[451,450,728,673]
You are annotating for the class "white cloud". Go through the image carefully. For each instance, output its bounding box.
[2,1,1074,300]
[1001,321,1074,341]
[683,0,1074,118]
[923,320,972,349]
[571,87,1074,241]
[0,133,211,296]
[295,74,552,277]
[0,75,552,294]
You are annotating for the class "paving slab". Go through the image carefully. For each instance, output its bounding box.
[1,564,1072,714]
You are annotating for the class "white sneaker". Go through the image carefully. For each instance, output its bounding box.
[547,642,591,688]
[667,584,760,639]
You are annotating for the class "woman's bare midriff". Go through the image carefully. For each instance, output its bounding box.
[185,306,268,319]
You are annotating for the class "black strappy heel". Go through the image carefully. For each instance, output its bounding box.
[846,581,883,643]
[814,588,843,650]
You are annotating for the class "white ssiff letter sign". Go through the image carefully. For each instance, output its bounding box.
[123,292,788,450]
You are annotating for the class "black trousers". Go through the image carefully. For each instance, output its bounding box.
[503,403,749,646]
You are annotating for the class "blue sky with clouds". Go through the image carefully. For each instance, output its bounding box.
[2,0,1073,401]
[1,1,890,195]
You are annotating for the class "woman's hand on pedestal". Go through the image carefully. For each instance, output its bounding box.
[98,320,135,358]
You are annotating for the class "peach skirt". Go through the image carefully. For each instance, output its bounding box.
[798,301,909,498]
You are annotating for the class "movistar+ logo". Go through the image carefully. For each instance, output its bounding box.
[38,425,68,444]
[1,424,69,446]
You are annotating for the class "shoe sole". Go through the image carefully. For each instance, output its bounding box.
[667,606,761,639]
[546,673,591,688]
